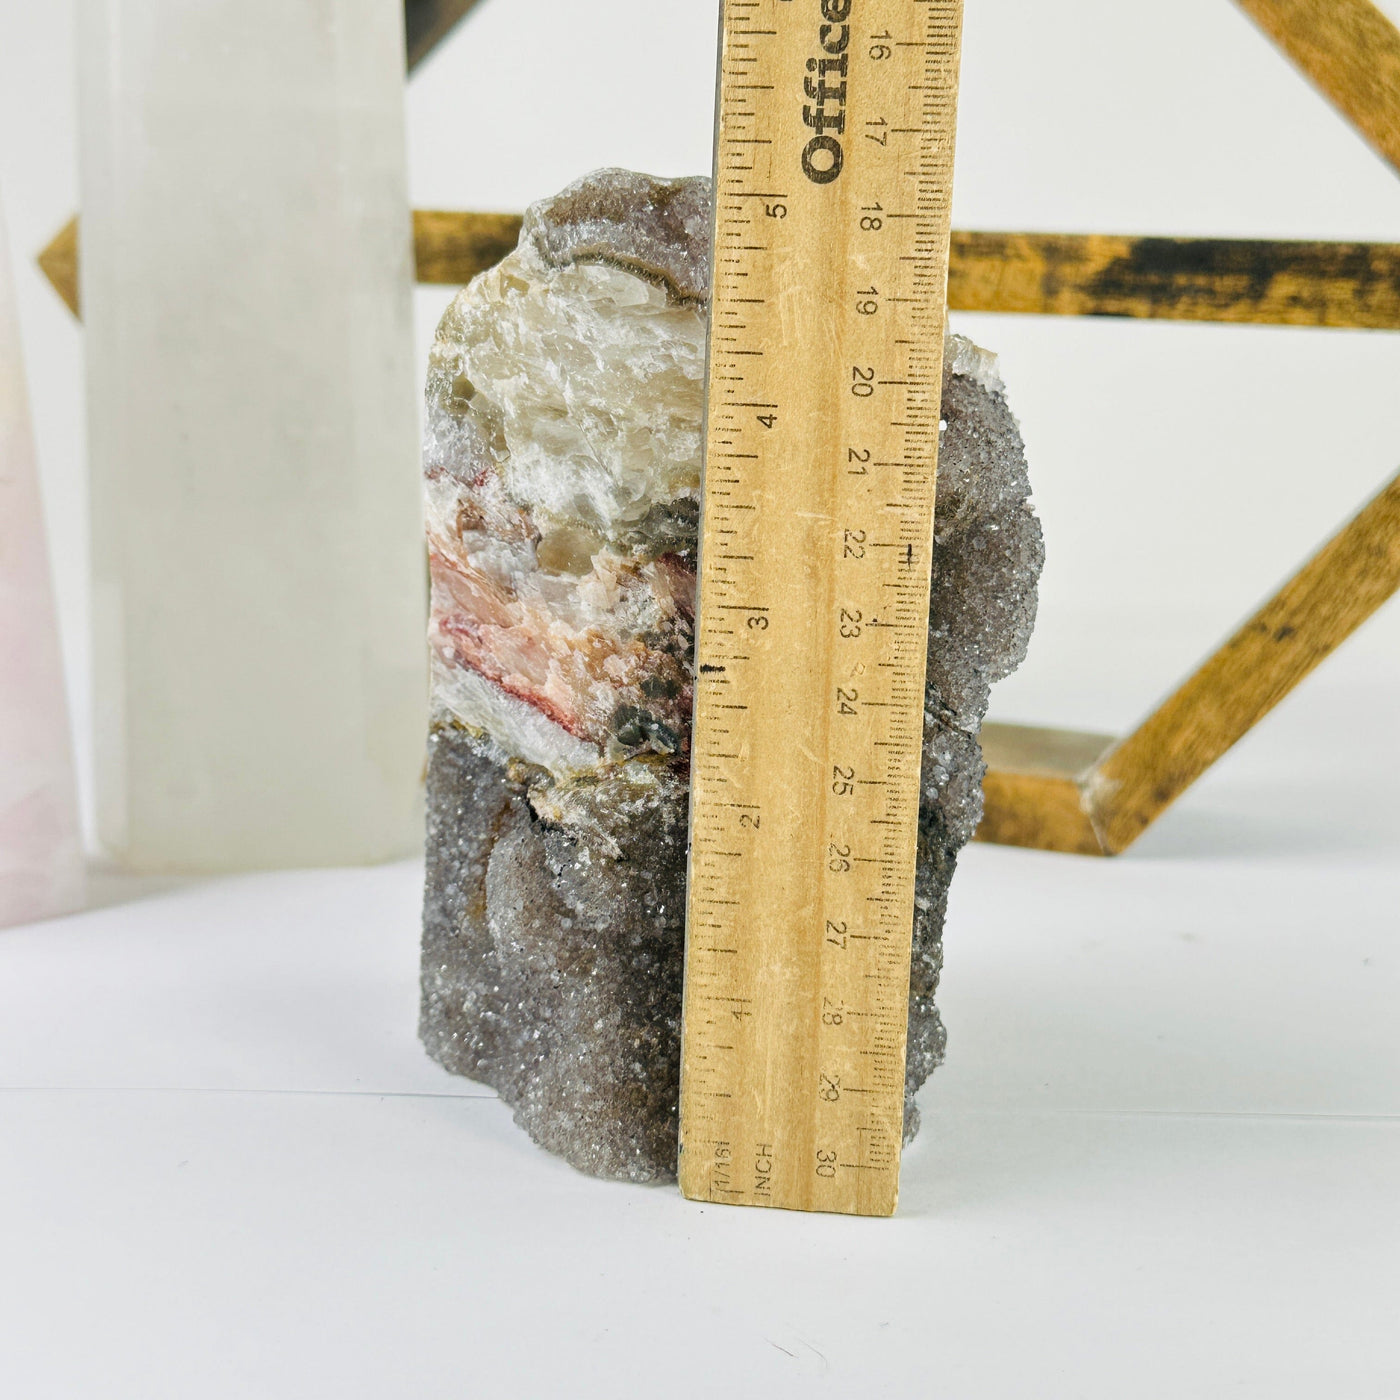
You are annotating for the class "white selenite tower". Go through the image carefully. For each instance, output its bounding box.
[77,0,426,871]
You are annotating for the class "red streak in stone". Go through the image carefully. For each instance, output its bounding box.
[428,541,696,757]
[433,615,592,741]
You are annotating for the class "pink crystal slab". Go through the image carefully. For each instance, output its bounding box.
[0,199,83,928]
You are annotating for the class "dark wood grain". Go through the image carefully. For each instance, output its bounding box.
[949,232,1400,330]
[415,219,1400,331]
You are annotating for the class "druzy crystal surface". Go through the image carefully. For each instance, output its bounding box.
[421,170,1044,1181]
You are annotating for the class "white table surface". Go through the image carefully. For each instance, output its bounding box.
[3,1,1400,1393]
[3,625,1398,1399]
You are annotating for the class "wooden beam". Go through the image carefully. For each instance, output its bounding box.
[413,209,523,285]
[1085,468,1400,853]
[948,231,1400,330]
[405,0,487,73]
[37,216,1400,332]
[1234,0,1400,179]
[978,469,1400,855]
[36,217,79,317]
[414,221,1400,330]
[976,724,1113,856]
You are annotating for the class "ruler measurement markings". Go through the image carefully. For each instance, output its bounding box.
[681,0,962,1218]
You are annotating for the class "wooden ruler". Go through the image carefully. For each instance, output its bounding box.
[678,0,965,1217]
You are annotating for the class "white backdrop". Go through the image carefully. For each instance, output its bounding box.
[1,0,1399,834]
[2,6,1399,1396]
[3,0,1400,845]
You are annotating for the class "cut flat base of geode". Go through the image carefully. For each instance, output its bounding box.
[420,169,1044,1182]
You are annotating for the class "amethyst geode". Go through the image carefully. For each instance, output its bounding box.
[420,169,1044,1181]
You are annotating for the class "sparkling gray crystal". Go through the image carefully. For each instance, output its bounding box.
[421,169,1045,1181]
